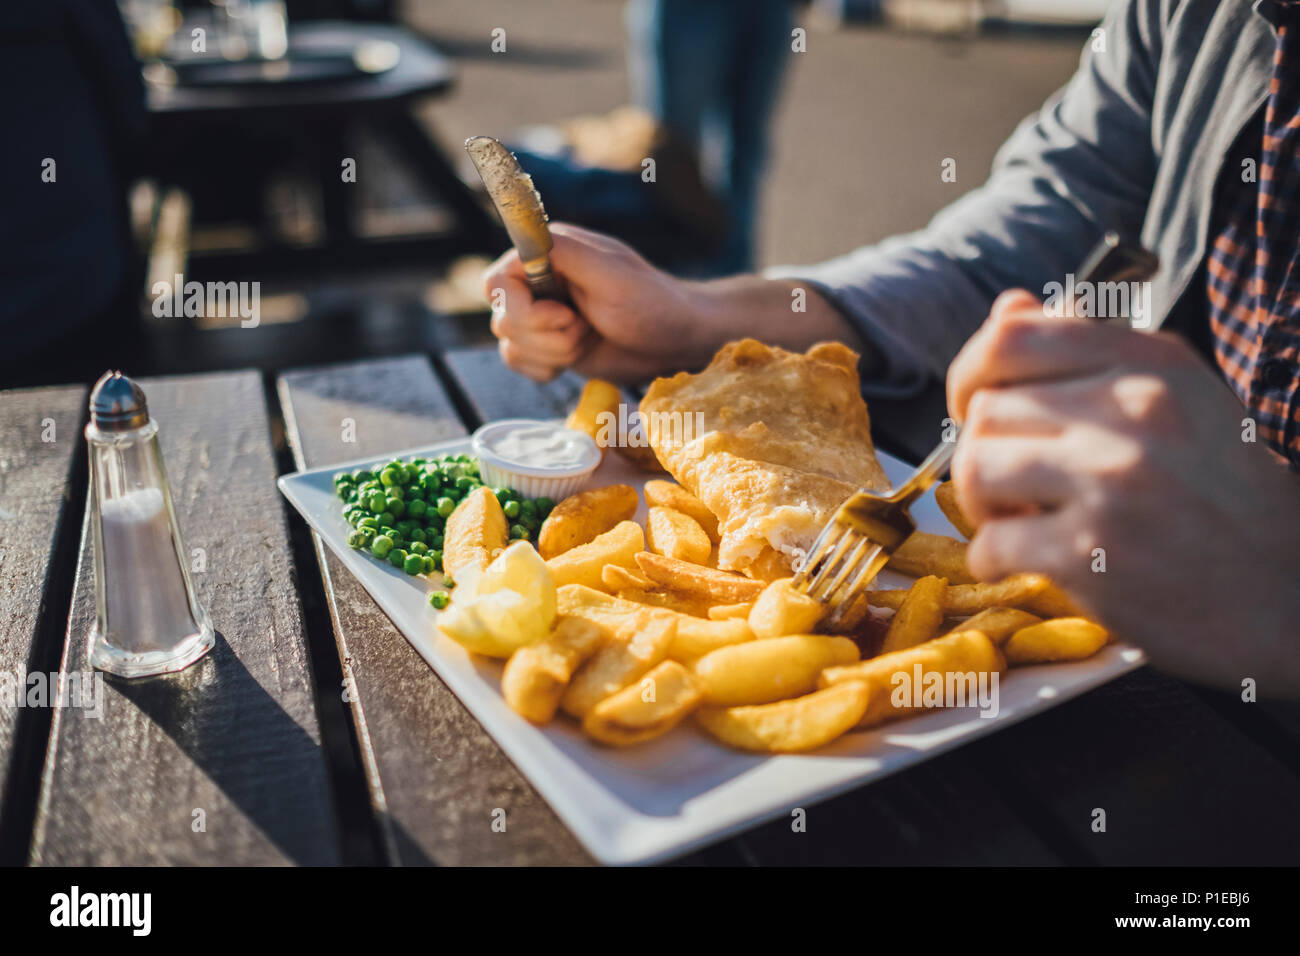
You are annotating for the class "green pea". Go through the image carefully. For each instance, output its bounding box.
[411,458,427,466]
[502,500,520,519]
[429,591,450,610]
[509,524,529,540]
[403,463,419,484]
[379,468,401,488]
[366,491,387,514]
[358,516,379,530]
[409,541,428,555]
[428,533,443,549]
[453,475,474,491]
[436,497,456,518]
[519,499,537,517]
[379,511,396,527]
[370,535,394,559]
[346,529,367,549]
[354,469,376,482]
[386,497,406,518]
[408,528,427,544]
[492,487,510,503]
[429,549,443,569]
[389,548,408,569]
[403,553,424,575]
[407,499,428,519]
[422,555,436,574]
[406,487,425,504]
[536,497,554,513]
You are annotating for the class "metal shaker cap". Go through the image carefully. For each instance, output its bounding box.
[90,371,150,430]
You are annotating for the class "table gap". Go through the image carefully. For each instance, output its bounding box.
[261,372,387,866]
[0,409,89,865]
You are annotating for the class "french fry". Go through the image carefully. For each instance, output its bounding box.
[601,563,655,591]
[634,551,765,604]
[748,578,825,639]
[643,479,720,542]
[558,584,753,661]
[886,532,975,584]
[565,379,622,453]
[545,520,644,592]
[1004,617,1108,665]
[879,575,947,654]
[827,590,874,635]
[948,607,1043,646]
[560,612,676,718]
[819,628,1005,728]
[1021,583,1088,619]
[708,601,754,621]
[646,506,712,565]
[442,486,509,576]
[616,587,713,619]
[582,660,703,746]
[501,618,606,723]
[867,573,1051,615]
[934,481,976,539]
[693,635,860,706]
[538,484,639,559]
[695,682,871,753]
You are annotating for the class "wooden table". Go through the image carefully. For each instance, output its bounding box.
[3,350,1298,866]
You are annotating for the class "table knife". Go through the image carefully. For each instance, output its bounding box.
[464,135,562,300]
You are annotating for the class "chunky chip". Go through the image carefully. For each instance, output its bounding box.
[1004,617,1109,665]
[538,484,639,559]
[693,635,860,706]
[581,660,703,746]
[879,575,947,654]
[695,682,871,753]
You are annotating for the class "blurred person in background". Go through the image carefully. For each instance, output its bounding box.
[509,0,791,276]
[0,1,145,388]
[485,0,1300,694]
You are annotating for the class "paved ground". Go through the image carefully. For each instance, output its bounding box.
[407,0,1087,269]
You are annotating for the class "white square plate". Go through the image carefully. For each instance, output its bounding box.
[279,438,1144,864]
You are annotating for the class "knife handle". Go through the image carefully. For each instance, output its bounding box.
[526,267,563,301]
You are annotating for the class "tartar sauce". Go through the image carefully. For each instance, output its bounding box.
[482,423,592,469]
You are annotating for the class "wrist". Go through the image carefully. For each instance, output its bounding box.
[673,278,739,368]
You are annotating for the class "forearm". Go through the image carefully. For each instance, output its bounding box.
[681,275,883,375]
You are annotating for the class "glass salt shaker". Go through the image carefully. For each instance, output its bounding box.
[86,371,214,677]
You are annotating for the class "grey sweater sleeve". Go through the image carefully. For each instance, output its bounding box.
[765,0,1164,397]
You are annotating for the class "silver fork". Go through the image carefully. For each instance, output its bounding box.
[793,232,1160,618]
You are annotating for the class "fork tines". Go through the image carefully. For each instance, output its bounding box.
[796,518,886,609]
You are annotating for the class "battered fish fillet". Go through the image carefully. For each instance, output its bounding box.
[639,339,889,580]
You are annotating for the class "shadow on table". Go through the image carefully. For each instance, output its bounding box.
[108,629,341,865]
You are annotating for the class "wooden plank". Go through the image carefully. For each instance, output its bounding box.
[29,371,340,865]
[440,348,589,425]
[0,386,86,861]
[439,346,1062,865]
[277,354,589,865]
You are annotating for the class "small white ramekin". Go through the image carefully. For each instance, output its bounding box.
[471,419,601,501]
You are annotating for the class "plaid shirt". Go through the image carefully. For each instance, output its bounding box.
[1207,5,1300,464]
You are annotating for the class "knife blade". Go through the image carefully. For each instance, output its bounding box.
[465,135,562,300]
